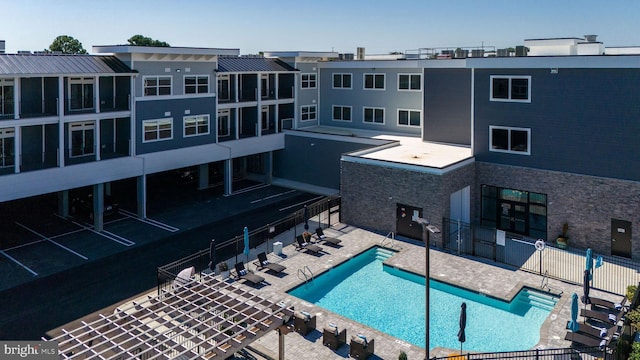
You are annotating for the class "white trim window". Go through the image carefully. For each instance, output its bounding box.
[364,74,385,90]
[217,74,230,101]
[489,125,531,155]
[69,77,94,111]
[398,109,421,127]
[332,105,352,121]
[490,75,531,102]
[301,105,317,121]
[363,107,384,124]
[218,110,230,137]
[144,76,172,96]
[398,74,421,91]
[69,121,95,157]
[332,73,352,89]
[1,79,15,116]
[184,75,209,94]
[184,114,210,137]
[0,127,15,167]
[301,73,317,89]
[143,118,173,142]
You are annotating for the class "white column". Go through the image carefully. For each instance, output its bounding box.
[137,174,147,219]
[234,108,239,140]
[95,119,101,161]
[94,76,100,113]
[13,77,20,119]
[275,103,279,133]
[224,158,233,196]
[13,126,20,173]
[234,74,239,103]
[130,76,136,156]
[58,76,65,167]
[256,74,262,137]
[275,74,279,100]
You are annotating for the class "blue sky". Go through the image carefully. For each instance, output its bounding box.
[2,0,640,54]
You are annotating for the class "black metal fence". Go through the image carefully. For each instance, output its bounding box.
[157,195,341,295]
[432,346,614,360]
[443,218,640,295]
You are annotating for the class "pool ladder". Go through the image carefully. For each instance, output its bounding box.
[297,266,314,286]
[380,231,395,248]
[540,270,563,295]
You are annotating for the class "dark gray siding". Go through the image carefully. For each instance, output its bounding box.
[423,68,471,145]
[474,68,640,181]
[136,98,215,154]
[273,135,376,189]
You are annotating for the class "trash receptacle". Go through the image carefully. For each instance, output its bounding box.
[273,241,283,256]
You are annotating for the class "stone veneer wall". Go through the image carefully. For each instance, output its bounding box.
[476,162,640,259]
[341,160,475,247]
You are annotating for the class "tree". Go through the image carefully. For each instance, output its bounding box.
[127,35,170,47]
[47,35,87,54]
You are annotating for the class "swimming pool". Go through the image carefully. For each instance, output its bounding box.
[287,247,558,352]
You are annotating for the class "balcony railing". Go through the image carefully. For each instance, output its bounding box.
[20,99,58,118]
[100,95,131,112]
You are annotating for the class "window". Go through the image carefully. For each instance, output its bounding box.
[0,128,15,167]
[301,73,317,89]
[143,118,173,142]
[332,106,352,121]
[398,109,421,127]
[301,105,317,121]
[218,110,230,137]
[0,79,14,116]
[144,76,172,96]
[261,106,269,130]
[69,77,94,111]
[184,115,209,137]
[489,126,530,154]
[218,75,230,100]
[69,122,95,157]
[184,76,209,94]
[398,74,421,90]
[363,107,384,124]
[364,74,385,90]
[481,184,547,239]
[332,73,352,89]
[490,76,531,102]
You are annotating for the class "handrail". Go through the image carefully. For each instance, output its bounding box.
[297,266,314,286]
[541,270,549,290]
[380,231,395,248]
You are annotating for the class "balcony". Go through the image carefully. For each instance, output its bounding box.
[20,99,59,119]
[100,95,130,113]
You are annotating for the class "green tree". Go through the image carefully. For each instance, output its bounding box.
[47,35,87,54]
[127,35,170,47]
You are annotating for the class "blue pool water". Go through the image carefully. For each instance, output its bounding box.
[287,247,558,352]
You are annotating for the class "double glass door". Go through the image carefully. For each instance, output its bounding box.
[499,200,527,234]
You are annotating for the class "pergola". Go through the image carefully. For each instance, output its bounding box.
[49,272,293,359]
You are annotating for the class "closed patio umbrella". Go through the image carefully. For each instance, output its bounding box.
[568,293,580,332]
[458,302,466,353]
[208,238,216,272]
[243,226,250,261]
[303,205,309,230]
[585,248,593,281]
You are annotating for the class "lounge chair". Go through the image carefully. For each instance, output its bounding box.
[567,322,618,339]
[323,322,347,350]
[234,262,265,285]
[580,307,624,325]
[255,252,286,274]
[315,227,341,246]
[293,310,316,336]
[349,334,375,359]
[564,331,611,350]
[590,295,627,311]
[296,235,323,254]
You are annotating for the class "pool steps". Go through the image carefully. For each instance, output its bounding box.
[375,248,395,261]
[519,290,558,311]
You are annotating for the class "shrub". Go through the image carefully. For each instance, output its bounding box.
[399,351,408,360]
[629,341,640,360]
[627,308,640,330]
[627,284,638,303]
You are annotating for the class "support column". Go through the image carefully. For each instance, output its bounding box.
[234,109,239,140]
[95,76,100,113]
[265,151,273,185]
[130,77,136,156]
[58,190,69,217]
[256,74,262,137]
[137,174,147,219]
[14,126,20,173]
[93,183,104,232]
[95,119,101,161]
[224,158,233,196]
[198,163,209,190]
[13,77,20,120]
[58,76,65,167]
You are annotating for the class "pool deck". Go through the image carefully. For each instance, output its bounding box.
[240,223,620,359]
[49,221,623,359]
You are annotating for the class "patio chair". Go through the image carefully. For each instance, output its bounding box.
[255,252,286,274]
[349,334,375,359]
[296,235,323,254]
[590,295,627,311]
[315,227,342,246]
[564,331,612,350]
[568,322,618,339]
[323,322,347,350]
[293,310,316,336]
[580,307,625,325]
[234,262,265,286]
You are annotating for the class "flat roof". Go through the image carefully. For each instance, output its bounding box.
[93,45,240,57]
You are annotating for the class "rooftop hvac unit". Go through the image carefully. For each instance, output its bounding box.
[471,49,485,58]
[496,48,509,57]
[454,49,469,58]
[339,53,354,60]
[356,47,365,60]
[515,46,528,57]
[584,34,598,42]
[0,40,5,54]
